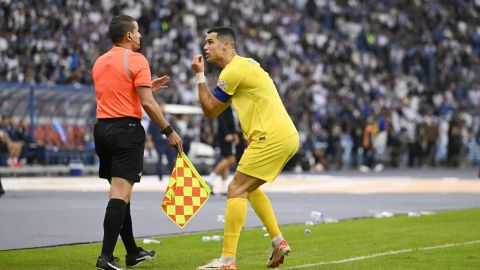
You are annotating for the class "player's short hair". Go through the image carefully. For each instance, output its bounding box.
[109,15,136,44]
[207,26,236,49]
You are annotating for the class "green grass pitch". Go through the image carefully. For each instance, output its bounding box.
[1,208,479,269]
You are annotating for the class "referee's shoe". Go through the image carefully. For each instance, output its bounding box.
[96,255,123,270]
[126,247,157,267]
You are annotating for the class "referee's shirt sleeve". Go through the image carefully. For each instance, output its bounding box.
[130,53,152,88]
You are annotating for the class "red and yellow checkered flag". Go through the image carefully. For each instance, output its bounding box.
[162,151,211,228]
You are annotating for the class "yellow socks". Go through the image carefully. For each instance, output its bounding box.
[247,188,281,239]
[222,190,281,257]
[222,198,247,257]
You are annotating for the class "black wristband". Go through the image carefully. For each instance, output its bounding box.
[161,125,173,136]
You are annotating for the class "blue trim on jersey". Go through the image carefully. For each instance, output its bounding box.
[212,86,231,103]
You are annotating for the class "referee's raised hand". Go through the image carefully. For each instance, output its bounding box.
[151,75,171,91]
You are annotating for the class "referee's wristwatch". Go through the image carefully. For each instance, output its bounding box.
[161,125,173,136]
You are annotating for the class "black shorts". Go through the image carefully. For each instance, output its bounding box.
[219,140,236,158]
[94,117,145,182]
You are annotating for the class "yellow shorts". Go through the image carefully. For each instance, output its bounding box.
[237,133,299,182]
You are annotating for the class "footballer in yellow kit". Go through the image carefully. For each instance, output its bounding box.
[214,55,299,182]
[192,26,297,269]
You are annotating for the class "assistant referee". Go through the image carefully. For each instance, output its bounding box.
[92,15,182,270]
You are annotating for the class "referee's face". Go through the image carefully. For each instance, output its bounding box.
[130,21,142,51]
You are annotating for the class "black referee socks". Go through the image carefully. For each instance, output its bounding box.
[120,203,140,255]
[101,198,127,258]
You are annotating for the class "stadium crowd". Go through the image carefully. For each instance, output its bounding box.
[0,0,479,171]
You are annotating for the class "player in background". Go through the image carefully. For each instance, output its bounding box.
[191,26,299,269]
[204,106,239,195]
[146,101,177,182]
[0,176,4,197]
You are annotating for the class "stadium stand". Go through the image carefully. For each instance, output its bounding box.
[0,0,479,173]
[0,83,96,171]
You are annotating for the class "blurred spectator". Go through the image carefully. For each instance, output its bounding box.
[447,113,463,167]
[476,127,480,177]
[0,116,23,167]
[0,130,8,166]
[0,176,4,197]
[360,115,383,172]
[1,1,480,171]
[17,117,46,164]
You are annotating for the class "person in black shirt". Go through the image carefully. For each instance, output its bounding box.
[147,113,177,181]
[204,106,239,195]
[0,176,4,197]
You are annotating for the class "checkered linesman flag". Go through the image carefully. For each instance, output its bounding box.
[162,151,211,228]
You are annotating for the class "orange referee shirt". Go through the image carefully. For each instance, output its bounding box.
[92,46,152,119]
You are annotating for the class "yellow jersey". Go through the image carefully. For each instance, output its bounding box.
[215,55,297,142]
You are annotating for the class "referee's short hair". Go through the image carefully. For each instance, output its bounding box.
[207,26,236,49]
[109,15,136,44]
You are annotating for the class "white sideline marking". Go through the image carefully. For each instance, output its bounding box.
[281,240,480,269]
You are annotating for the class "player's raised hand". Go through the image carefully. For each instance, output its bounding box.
[151,75,170,91]
[191,54,205,73]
